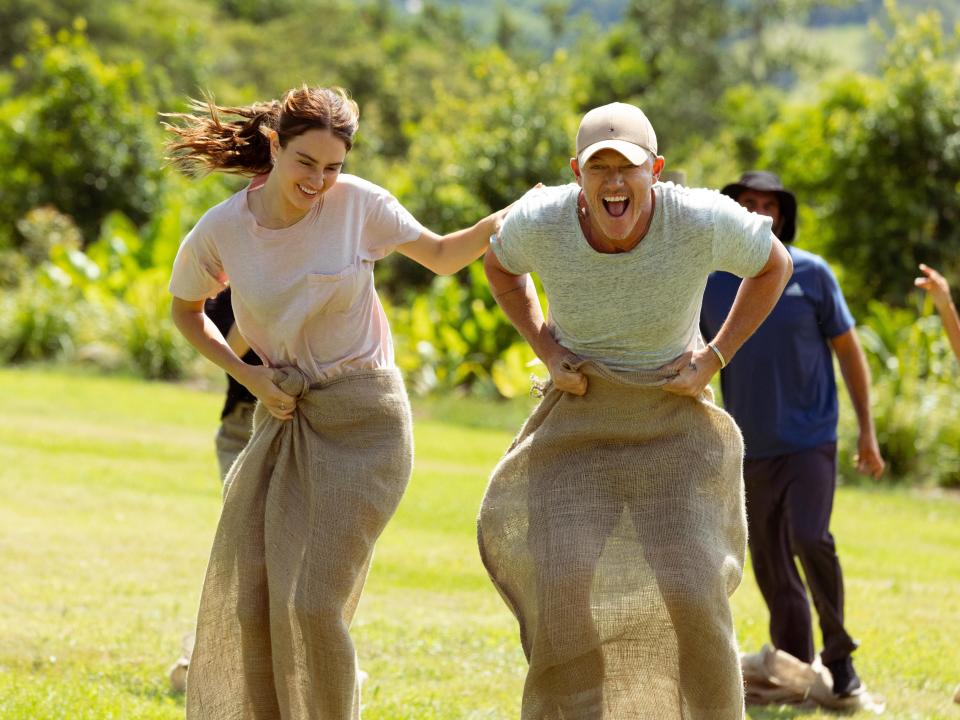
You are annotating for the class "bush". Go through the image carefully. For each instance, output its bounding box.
[837,298,960,487]
[0,277,80,364]
[119,268,194,380]
[388,262,541,398]
[759,6,960,311]
[0,21,161,248]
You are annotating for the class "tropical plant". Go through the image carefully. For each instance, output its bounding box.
[837,297,960,487]
[388,262,542,398]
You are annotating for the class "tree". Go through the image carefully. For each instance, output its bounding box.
[381,48,578,291]
[569,0,835,158]
[0,22,162,248]
[758,4,960,309]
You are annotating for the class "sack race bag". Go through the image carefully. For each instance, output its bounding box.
[187,367,413,720]
[479,360,748,720]
[741,645,885,714]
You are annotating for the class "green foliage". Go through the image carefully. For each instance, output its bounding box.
[759,4,960,310]
[120,268,195,380]
[0,201,200,379]
[0,22,161,247]
[2,366,960,718]
[570,0,828,159]
[838,298,960,487]
[0,278,80,364]
[388,263,541,398]
[379,48,578,290]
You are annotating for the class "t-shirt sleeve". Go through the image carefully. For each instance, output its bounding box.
[711,192,774,278]
[490,199,534,275]
[815,259,855,338]
[361,187,427,261]
[168,218,229,301]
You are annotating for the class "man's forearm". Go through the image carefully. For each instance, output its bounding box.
[491,275,564,362]
[709,240,792,364]
[484,253,567,365]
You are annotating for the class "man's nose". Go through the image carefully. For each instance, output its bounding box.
[605,168,625,185]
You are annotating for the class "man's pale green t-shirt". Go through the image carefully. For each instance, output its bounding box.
[491,182,773,370]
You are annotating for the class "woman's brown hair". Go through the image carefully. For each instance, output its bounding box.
[163,85,359,176]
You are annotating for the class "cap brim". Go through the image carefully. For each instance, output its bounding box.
[578,140,650,166]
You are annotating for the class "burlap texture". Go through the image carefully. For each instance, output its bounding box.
[187,367,413,720]
[479,360,748,720]
[215,400,256,483]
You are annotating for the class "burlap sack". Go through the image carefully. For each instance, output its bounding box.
[741,645,885,714]
[215,400,256,483]
[187,367,413,720]
[479,360,748,720]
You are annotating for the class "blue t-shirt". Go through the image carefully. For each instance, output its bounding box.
[700,246,855,459]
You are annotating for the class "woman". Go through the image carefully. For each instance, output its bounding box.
[165,85,508,720]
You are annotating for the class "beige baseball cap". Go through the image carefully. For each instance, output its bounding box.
[576,102,658,166]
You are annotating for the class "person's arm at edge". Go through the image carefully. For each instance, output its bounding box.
[664,236,793,396]
[915,263,960,362]
[171,296,295,420]
[483,250,587,395]
[830,329,885,478]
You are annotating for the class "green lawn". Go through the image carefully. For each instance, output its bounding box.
[1,367,958,719]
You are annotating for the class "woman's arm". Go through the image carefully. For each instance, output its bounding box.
[663,236,793,397]
[225,323,251,357]
[171,296,295,420]
[396,209,507,276]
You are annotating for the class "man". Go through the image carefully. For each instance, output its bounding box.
[700,170,885,698]
[478,104,792,719]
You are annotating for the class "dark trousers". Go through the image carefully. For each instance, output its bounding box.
[743,442,858,664]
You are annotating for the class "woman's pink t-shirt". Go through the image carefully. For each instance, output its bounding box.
[169,173,425,382]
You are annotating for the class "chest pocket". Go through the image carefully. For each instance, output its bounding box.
[307,262,365,315]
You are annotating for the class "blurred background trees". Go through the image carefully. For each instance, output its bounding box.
[0,0,958,485]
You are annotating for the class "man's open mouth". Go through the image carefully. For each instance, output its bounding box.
[602,195,629,218]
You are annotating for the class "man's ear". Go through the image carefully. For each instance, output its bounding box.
[570,157,582,185]
[652,155,666,181]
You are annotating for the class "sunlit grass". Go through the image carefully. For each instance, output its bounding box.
[1,367,958,718]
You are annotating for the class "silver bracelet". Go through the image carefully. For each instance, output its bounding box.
[708,342,727,368]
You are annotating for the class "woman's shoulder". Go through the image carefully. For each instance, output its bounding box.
[189,188,248,239]
[330,173,394,201]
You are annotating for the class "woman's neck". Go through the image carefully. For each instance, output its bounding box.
[252,174,310,229]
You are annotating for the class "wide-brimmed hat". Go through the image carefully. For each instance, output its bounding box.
[721,170,797,243]
[576,103,658,167]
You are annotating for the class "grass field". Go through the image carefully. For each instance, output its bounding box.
[1,367,958,719]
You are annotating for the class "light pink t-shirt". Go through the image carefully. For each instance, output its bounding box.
[169,173,425,382]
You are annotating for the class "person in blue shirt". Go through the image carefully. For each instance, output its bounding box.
[701,171,885,698]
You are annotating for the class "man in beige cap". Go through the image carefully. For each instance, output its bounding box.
[477,102,793,719]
